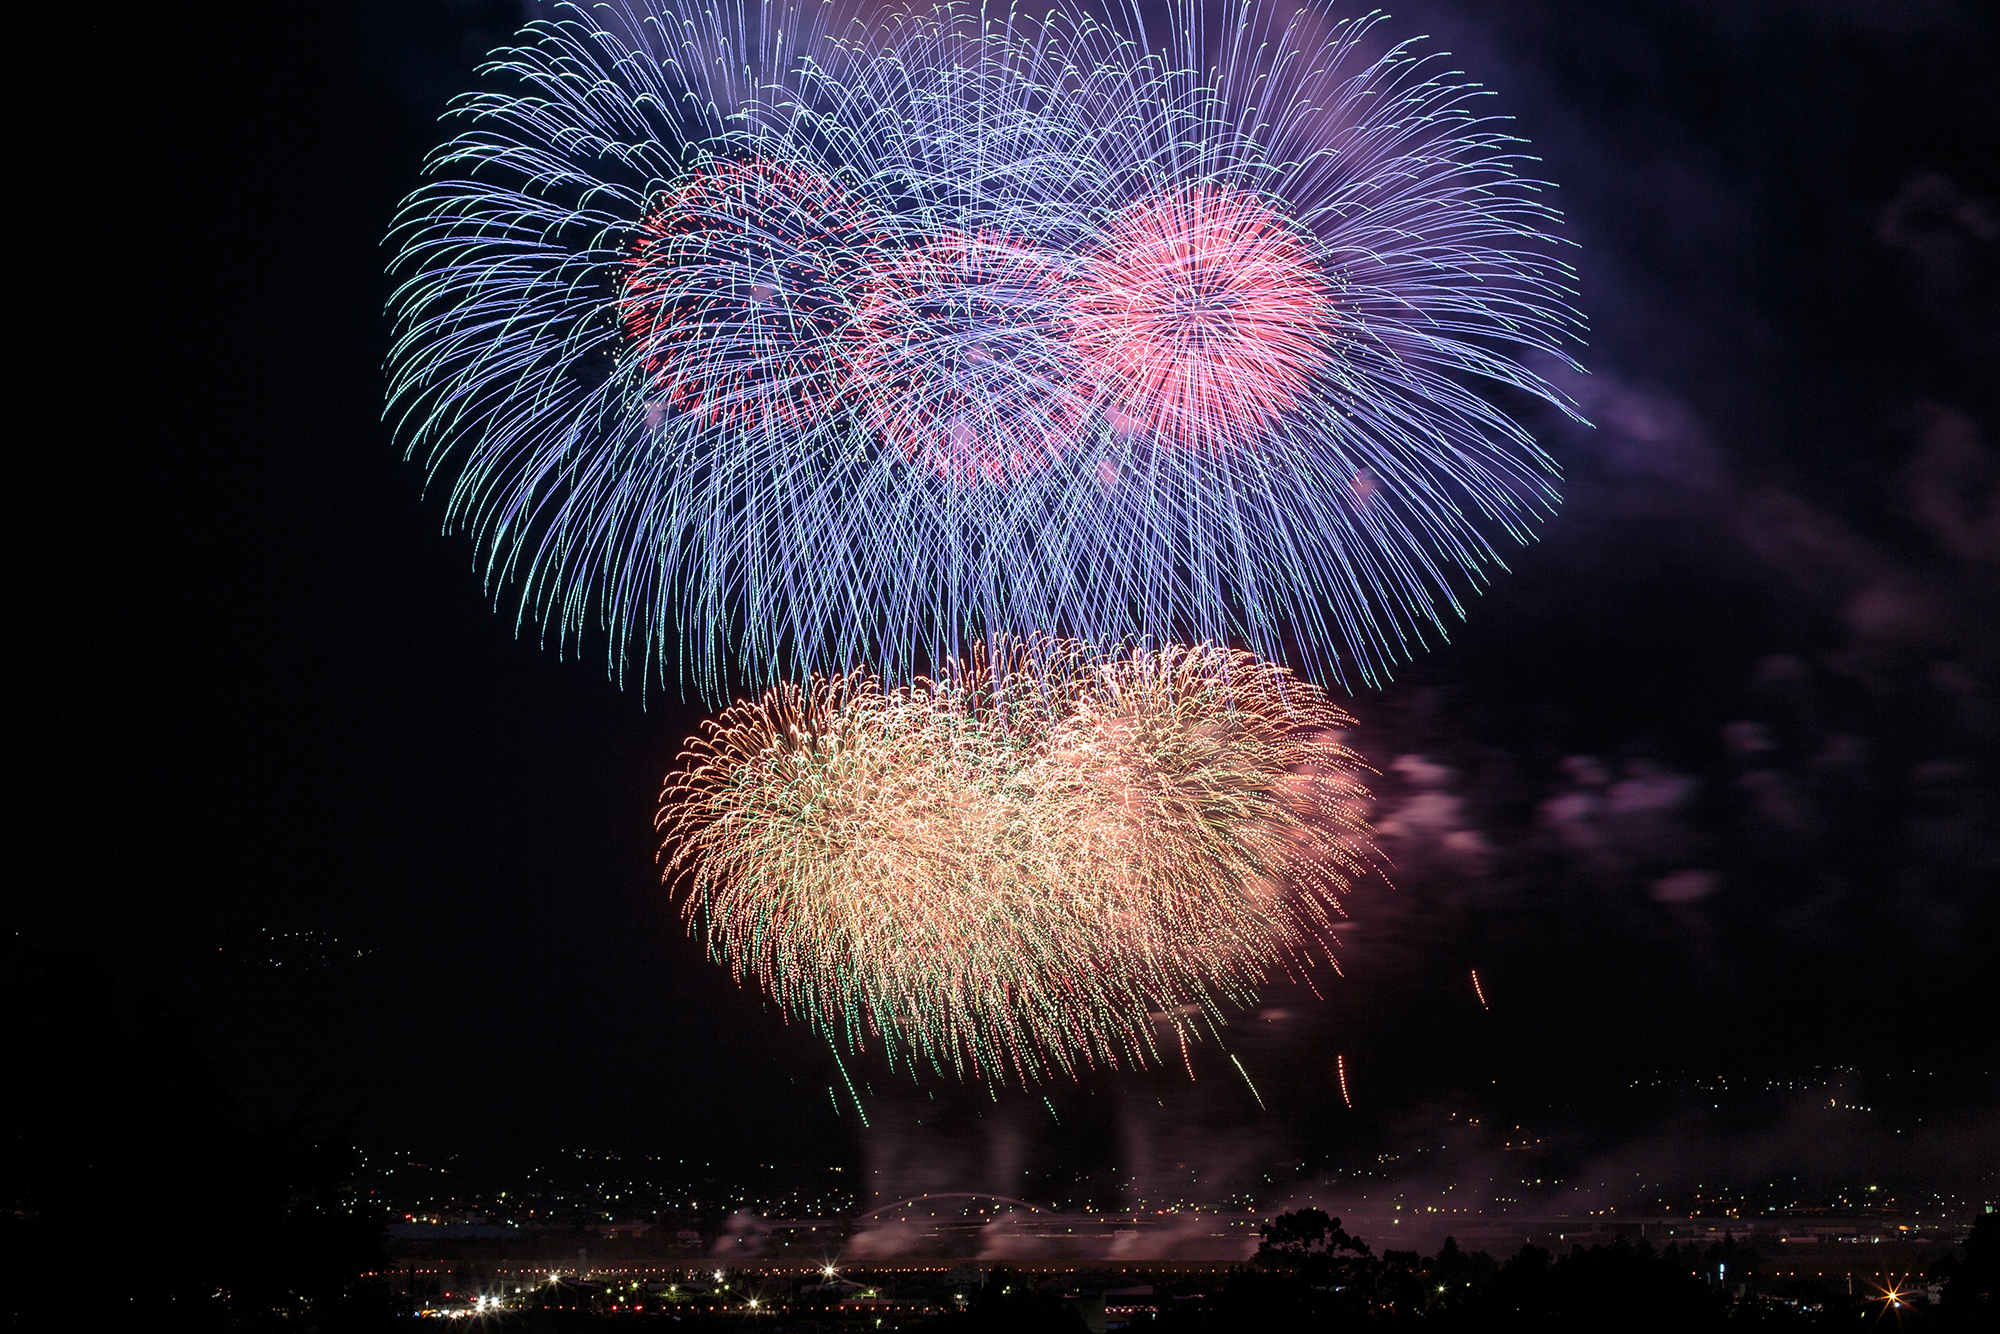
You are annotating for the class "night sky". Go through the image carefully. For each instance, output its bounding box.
[18,0,1996,1213]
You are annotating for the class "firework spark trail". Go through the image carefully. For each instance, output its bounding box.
[388,0,1584,699]
[1337,1052,1353,1108]
[657,641,1376,1084]
[1230,1054,1267,1111]
[1471,968,1489,1009]
[830,1046,871,1126]
[620,160,881,431]
[845,232,1089,485]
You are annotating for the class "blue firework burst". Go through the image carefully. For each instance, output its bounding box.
[386,0,1585,698]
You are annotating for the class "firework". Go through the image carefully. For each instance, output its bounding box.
[1071,184,1335,454]
[844,232,1088,485]
[657,642,1375,1083]
[389,1,1583,697]
[620,160,881,430]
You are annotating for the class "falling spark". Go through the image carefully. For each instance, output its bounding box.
[1230,1054,1267,1111]
[1471,968,1489,1009]
[1337,1053,1353,1108]
[831,1048,870,1127]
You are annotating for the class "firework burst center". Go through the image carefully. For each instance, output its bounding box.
[1075,186,1336,452]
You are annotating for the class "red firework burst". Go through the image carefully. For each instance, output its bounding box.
[844,233,1088,486]
[1073,185,1336,452]
[621,160,880,428]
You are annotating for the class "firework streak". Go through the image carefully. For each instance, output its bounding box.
[387,0,1584,698]
[657,643,1376,1082]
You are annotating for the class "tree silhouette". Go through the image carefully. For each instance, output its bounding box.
[1931,1211,1998,1325]
[925,1269,1089,1333]
[1484,1238,1729,1331]
[1255,1207,1372,1280]
[0,936,391,1330]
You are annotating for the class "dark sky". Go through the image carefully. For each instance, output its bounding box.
[17,0,1996,1203]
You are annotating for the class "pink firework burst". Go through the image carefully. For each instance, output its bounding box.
[845,233,1088,486]
[621,160,881,429]
[1073,184,1337,453]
